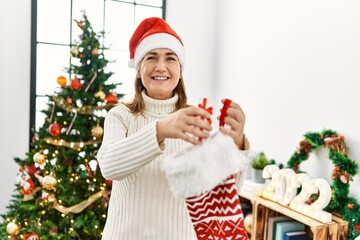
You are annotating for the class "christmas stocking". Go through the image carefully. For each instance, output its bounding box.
[162,99,249,240]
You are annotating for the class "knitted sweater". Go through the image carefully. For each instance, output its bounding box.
[97,92,248,239]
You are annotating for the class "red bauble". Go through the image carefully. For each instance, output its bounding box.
[105,179,113,187]
[355,224,360,231]
[49,123,62,136]
[26,165,38,176]
[105,93,118,104]
[69,78,82,90]
[348,203,355,210]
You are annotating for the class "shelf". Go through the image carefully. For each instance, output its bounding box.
[239,189,348,240]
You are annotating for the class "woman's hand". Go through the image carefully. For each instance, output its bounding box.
[156,106,213,145]
[217,99,246,150]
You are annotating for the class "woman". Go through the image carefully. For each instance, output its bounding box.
[97,17,248,239]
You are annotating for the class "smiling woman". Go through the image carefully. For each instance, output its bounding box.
[96,17,249,239]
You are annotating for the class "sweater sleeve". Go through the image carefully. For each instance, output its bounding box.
[235,135,250,191]
[97,106,164,181]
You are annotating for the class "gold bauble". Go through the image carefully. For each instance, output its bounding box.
[91,125,104,138]
[33,152,47,164]
[94,90,106,100]
[70,46,79,57]
[42,176,57,190]
[6,222,20,235]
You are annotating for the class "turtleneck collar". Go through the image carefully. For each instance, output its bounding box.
[142,91,178,116]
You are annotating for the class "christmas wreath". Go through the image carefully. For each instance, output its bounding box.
[287,129,360,239]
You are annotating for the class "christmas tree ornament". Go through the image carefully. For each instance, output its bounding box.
[65,112,78,135]
[104,179,113,187]
[91,125,104,138]
[348,203,355,210]
[42,176,57,190]
[48,122,62,136]
[84,72,97,92]
[49,226,58,235]
[16,171,35,195]
[21,178,35,195]
[69,78,82,90]
[24,232,40,240]
[6,222,20,235]
[94,90,106,100]
[356,224,360,231]
[63,157,73,166]
[91,48,98,55]
[70,46,79,57]
[105,92,118,103]
[57,76,67,87]
[33,152,47,164]
[25,165,38,176]
[340,175,348,183]
[80,171,88,179]
[163,99,249,240]
[66,97,73,105]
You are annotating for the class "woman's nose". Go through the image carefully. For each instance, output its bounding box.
[155,61,166,71]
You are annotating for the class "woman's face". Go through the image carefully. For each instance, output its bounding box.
[138,48,181,100]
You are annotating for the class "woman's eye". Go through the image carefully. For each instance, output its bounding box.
[146,56,156,60]
[167,57,176,61]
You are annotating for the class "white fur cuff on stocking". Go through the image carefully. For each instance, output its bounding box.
[161,131,247,198]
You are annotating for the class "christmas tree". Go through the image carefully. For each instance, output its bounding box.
[0,12,123,239]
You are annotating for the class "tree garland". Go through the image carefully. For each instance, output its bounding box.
[52,95,115,115]
[287,129,360,239]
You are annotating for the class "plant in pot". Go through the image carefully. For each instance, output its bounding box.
[251,152,273,183]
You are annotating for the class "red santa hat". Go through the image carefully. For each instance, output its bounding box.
[128,17,185,70]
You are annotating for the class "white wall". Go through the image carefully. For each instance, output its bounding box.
[214,0,360,200]
[165,0,218,104]
[1,0,360,216]
[0,1,31,215]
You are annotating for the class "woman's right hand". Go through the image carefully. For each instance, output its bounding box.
[156,106,213,145]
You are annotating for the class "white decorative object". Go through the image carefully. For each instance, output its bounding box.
[289,173,332,223]
[275,168,297,206]
[290,173,312,214]
[307,178,332,223]
[262,166,332,223]
[261,164,279,201]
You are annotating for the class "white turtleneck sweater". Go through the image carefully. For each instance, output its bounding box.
[97,92,248,239]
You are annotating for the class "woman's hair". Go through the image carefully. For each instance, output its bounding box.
[123,74,188,115]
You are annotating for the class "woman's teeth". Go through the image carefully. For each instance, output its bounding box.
[153,76,168,81]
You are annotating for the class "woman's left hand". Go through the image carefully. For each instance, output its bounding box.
[217,99,246,150]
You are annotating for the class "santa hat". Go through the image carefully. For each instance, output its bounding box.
[128,17,185,70]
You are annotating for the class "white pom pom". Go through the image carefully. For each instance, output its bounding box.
[162,132,247,198]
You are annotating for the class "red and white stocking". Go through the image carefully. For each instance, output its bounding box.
[162,131,249,240]
[186,175,248,239]
[162,98,249,239]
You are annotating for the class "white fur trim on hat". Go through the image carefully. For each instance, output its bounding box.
[129,33,185,70]
[161,132,247,198]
